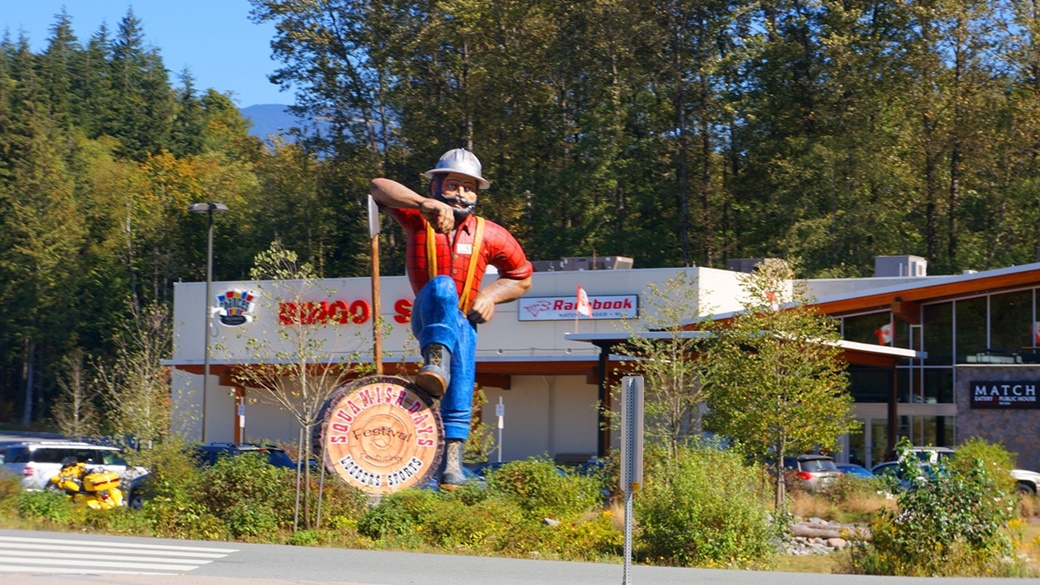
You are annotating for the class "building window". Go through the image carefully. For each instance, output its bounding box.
[923,302,953,365]
[897,415,955,447]
[990,290,1033,357]
[842,312,892,345]
[848,365,891,402]
[955,296,988,361]
[922,367,953,403]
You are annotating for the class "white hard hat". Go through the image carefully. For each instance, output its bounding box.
[423,148,490,189]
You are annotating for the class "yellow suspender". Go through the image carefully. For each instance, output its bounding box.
[425,217,485,313]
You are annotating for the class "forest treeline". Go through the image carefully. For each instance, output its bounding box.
[3,1,1040,426]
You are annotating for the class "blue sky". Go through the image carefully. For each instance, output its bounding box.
[1,1,288,108]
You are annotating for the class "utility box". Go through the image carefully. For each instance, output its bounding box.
[531,256,634,272]
[726,258,779,273]
[875,255,927,277]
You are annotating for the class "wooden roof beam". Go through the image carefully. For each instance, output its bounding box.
[891,297,921,325]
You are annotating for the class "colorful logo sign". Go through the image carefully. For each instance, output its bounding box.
[217,289,257,327]
[518,295,638,321]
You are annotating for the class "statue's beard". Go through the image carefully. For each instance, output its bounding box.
[451,207,472,224]
[433,190,476,224]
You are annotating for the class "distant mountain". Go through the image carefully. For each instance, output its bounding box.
[241,104,302,140]
[241,104,366,144]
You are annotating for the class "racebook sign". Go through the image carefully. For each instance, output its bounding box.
[969,380,1039,409]
[518,295,638,321]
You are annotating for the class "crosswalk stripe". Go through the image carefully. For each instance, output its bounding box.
[0,550,210,564]
[0,558,209,571]
[0,532,238,549]
[0,564,175,576]
[0,542,229,558]
[0,534,238,575]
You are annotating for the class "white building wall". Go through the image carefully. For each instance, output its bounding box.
[170,266,747,459]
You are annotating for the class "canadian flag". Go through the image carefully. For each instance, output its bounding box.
[875,322,894,345]
[576,285,592,317]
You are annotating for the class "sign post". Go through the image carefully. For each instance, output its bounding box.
[495,397,505,463]
[620,376,644,585]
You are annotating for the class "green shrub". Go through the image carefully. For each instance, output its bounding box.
[950,437,1017,494]
[485,458,601,520]
[226,500,280,539]
[540,511,624,561]
[131,440,227,539]
[0,474,22,517]
[635,444,775,568]
[849,438,1020,576]
[17,490,72,524]
[286,529,341,546]
[200,452,297,533]
[308,473,369,530]
[357,489,439,544]
[79,505,150,534]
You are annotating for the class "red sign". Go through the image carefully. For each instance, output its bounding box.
[278,298,413,325]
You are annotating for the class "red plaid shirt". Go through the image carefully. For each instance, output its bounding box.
[385,208,533,308]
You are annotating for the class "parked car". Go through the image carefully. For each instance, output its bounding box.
[836,463,876,480]
[782,454,843,491]
[0,440,148,490]
[870,461,937,490]
[886,445,1039,495]
[884,445,955,465]
[191,442,298,469]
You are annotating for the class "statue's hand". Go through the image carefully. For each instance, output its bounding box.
[419,199,454,233]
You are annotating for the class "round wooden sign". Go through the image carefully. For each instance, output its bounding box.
[317,376,443,494]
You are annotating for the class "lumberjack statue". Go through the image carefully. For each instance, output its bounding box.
[370,148,532,489]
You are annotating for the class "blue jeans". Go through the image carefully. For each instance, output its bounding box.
[411,275,477,441]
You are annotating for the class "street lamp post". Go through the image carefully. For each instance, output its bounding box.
[189,202,228,442]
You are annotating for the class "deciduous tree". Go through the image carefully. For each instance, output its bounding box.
[700,259,856,511]
[230,241,372,529]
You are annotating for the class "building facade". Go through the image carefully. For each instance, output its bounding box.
[168,260,1040,471]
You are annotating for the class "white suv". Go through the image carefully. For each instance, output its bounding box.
[0,440,148,490]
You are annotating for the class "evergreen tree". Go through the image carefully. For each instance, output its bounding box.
[107,8,174,160]
[74,24,114,138]
[38,9,80,129]
[170,69,206,157]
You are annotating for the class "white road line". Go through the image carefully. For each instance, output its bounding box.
[0,564,175,576]
[0,534,238,576]
[0,542,229,558]
[0,558,206,571]
[0,550,210,564]
[0,536,238,553]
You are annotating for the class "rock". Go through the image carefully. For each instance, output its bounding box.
[542,518,560,527]
[784,519,870,555]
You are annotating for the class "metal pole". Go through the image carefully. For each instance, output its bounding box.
[202,210,214,443]
[190,201,227,444]
[623,489,633,585]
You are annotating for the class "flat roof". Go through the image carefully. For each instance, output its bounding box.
[565,331,925,361]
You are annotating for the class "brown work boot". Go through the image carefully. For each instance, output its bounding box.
[439,439,465,490]
[416,343,450,398]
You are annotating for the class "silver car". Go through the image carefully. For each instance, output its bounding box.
[0,440,148,490]
[783,454,843,491]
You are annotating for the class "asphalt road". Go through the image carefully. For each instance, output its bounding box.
[0,528,1027,585]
